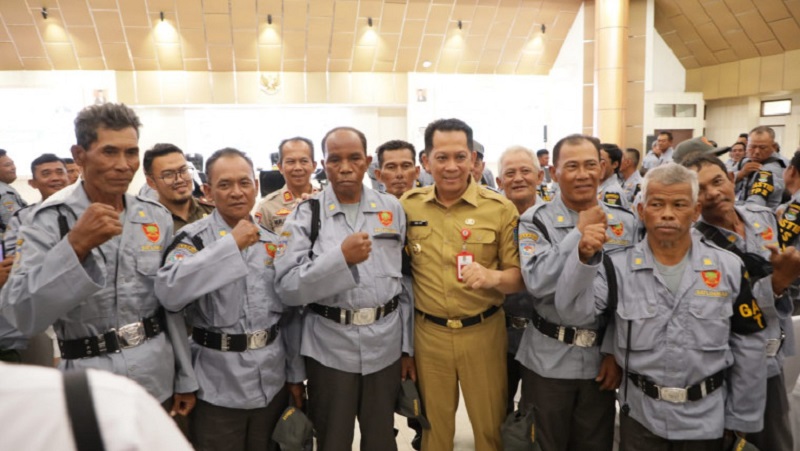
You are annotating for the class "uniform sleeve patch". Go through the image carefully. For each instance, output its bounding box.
[750,170,774,200]
[166,243,197,263]
[602,192,621,206]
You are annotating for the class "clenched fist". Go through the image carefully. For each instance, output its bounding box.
[577,205,607,234]
[231,219,261,250]
[68,203,123,262]
[341,232,372,265]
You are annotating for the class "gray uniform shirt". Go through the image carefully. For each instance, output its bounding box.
[0,181,27,231]
[555,235,767,440]
[516,195,637,379]
[620,171,642,205]
[698,204,794,379]
[737,156,786,209]
[274,185,413,375]
[156,211,304,410]
[598,175,630,210]
[4,204,35,256]
[0,183,197,402]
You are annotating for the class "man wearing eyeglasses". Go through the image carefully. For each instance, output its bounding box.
[144,144,215,232]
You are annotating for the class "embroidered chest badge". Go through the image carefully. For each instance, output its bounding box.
[265,243,277,258]
[378,211,393,226]
[142,224,160,243]
[701,270,721,289]
[283,191,294,203]
[761,226,774,241]
[609,223,624,237]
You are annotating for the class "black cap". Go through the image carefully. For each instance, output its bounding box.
[395,379,431,429]
[272,406,313,451]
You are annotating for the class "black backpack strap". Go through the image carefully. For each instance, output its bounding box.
[56,206,71,239]
[601,253,618,315]
[694,222,773,280]
[530,215,551,243]
[307,199,321,259]
[63,370,106,451]
[161,231,205,266]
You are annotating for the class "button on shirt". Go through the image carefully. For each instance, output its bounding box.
[0,183,197,402]
[516,196,637,379]
[401,180,520,318]
[696,205,794,378]
[156,211,303,410]
[0,181,27,231]
[274,185,413,375]
[555,234,767,440]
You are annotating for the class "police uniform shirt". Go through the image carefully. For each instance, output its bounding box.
[0,182,197,402]
[641,147,674,170]
[737,156,786,209]
[598,175,630,209]
[0,181,27,231]
[255,184,318,235]
[697,204,794,379]
[156,211,303,410]
[779,190,800,321]
[274,184,413,375]
[621,171,642,205]
[402,179,520,318]
[4,204,34,257]
[172,196,214,232]
[555,233,767,440]
[516,195,637,379]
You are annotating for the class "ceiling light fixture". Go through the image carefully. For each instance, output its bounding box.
[41,7,48,20]
[541,24,546,34]
[458,20,462,30]
[422,60,432,68]
[160,11,165,22]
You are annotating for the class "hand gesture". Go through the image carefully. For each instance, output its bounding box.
[767,245,800,295]
[738,161,762,179]
[68,203,123,261]
[341,232,371,265]
[461,262,500,290]
[231,219,261,250]
[578,223,608,263]
[576,205,607,234]
[0,256,13,287]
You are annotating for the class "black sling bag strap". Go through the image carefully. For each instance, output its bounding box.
[601,254,630,415]
[63,370,106,451]
[307,199,321,259]
[161,231,205,266]
[694,221,773,281]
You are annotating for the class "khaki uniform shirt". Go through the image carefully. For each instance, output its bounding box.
[172,197,214,232]
[255,185,317,234]
[401,180,520,318]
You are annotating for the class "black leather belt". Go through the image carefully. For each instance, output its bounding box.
[628,370,724,403]
[59,309,166,360]
[310,297,399,326]
[192,324,279,352]
[415,305,500,329]
[531,309,598,347]
[506,314,529,330]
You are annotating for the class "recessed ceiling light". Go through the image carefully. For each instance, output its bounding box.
[422,60,432,68]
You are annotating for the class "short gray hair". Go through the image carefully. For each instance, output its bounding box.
[640,163,698,204]
[498,145,540,174]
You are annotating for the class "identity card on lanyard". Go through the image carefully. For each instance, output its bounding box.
[456,228,474,282]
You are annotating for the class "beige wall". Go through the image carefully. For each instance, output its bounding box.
[685,49,800,100]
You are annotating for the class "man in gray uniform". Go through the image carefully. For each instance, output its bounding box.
[0,149,28,231]
[735,126,786,209]
[495,145,543,413]
[274,127,412,451]
[157,148,304,451]
[598,143,629,209]
[0,103,197,417]
[555,163,768,450]
[684,154,800,450]
[516,134,637,450]
[619,148,642,204]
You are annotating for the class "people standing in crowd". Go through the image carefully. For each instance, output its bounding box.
[641,131,674,172]
[725,141,746,174]
[735,126,786,209]
[494,145,542,414]
[275,127,412,451]
[619,148,642,205]
[156,148,303,450]
[537,148,555,201]
[516,133,637,451]
[471,140,497,189]
[255,137,318,235]
[555,163,767,450]
[683,154,800,451]
[736,133,749,146]
[0,149,28,231]
[0,103,197,418]
[598,143,629,209]
[144,144,214,231]
[63,157,81,185]
[402,118,523,451]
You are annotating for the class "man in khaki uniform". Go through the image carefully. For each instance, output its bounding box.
[402,118,524,451]
[144,144,214,232]
[255,137,318,234]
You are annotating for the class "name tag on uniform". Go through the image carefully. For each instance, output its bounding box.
[456,251,474,282]
[410,221,428,227]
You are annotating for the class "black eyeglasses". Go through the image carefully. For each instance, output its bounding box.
[157,166,193,184]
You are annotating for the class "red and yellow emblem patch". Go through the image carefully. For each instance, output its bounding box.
[378,211,393,226]
[283,191,294,203]
[265,243,277,258]
[701,270,721,288]
[142,224,160,243]
[609,223,624,237]
[761,227,774,241]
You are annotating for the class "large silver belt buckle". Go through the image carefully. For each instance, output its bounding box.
[352,308,376,326]
[248,330,269,349]
[766,338,782,357]
[658,387,688,403]
[574,329,597,347]
[116,322,146,349]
